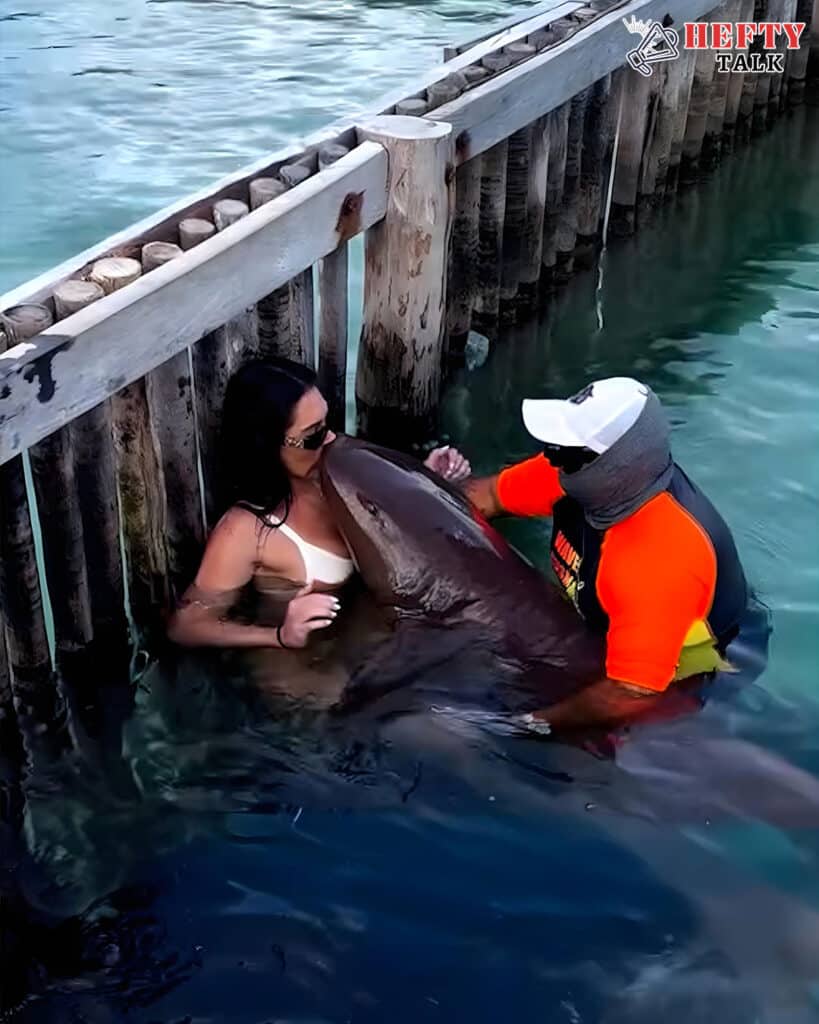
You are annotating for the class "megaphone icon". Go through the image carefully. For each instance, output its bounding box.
[627,22,680,77]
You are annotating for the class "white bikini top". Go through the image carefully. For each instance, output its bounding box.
[275,521,355,586]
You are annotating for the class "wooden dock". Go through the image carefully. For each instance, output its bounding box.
[0,0,817,761]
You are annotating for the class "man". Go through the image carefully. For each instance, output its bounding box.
[464,377,750,731]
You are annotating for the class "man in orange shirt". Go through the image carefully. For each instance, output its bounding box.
[464,377,752,732]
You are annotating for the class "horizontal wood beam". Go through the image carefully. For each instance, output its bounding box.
[0,143,388,466]
[431,0,721,163]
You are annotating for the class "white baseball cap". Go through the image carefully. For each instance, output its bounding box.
[521,378,650,455]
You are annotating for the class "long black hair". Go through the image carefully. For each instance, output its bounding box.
[220,357,318,524]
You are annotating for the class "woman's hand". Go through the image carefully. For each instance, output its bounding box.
[424,445,472,482]
[279,585,341,648]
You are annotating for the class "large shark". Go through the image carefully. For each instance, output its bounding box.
[319,434,605,709]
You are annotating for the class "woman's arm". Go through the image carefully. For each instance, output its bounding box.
[167,509,339,649]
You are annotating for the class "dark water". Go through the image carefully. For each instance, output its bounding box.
[5,106,819,1023]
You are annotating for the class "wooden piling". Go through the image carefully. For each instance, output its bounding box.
[52,281,125,656]
[179,217,216,250]
[809,0,819,102]
[703,0,743,169]
[141,242,204,602]
[317,142,351,431]
[0,305,68,765]
[191,199,256,530]
[89,257,170,644]
[472,50,514,339]
[752,0,773,135]
[500,124,533,318]
[24,439,91,679]
[472,139,508,340]
[724,0,757,148]
[610,68,655,237]
[788,0,814,104]
[769,0,797,115]
[666,49,698,195]
[281,164,317,368]
[541,102,570,292]
[395,98,429,116]
[255,165,316,369]
[355,116,454,448]
[577,73,621,267]
[681,42,719,184]
[499,44,537,319]
[518,113,549,306]
[447,154,482,360]
[555,87,590,281]
[48,280,133,752]
[26,299,95,687]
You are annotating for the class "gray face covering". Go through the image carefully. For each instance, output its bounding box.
[557,388,674,530]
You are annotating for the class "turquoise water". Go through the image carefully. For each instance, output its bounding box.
[3,2,819,1021]
[0,0,539,293]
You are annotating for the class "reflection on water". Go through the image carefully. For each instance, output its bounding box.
[3,2,819,1020]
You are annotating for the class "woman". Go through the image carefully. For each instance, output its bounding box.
[167,357,471,651]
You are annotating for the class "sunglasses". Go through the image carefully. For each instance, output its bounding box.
[283,423,330,451]
[542,442,598,471]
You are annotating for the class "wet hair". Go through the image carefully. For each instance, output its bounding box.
[220,357,318,524]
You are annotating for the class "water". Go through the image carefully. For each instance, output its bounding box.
[0,0,540,293]
[3,3,819,1022]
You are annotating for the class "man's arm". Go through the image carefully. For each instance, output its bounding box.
[526,677,659,731]
[463,455,565,520]
[462,475,504,519]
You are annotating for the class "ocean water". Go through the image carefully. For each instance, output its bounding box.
[3,3,819,1022]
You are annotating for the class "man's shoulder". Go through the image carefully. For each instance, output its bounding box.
[604,490,716,568]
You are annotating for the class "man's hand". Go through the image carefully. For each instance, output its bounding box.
[424,445,472,482]
[519,678,659,732]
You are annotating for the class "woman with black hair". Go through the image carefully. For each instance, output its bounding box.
[167,357,470,652]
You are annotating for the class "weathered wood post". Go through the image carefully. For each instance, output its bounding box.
[191,199,255,530]
[751,0,773,135]
[703,0,744,168]
[355,116,455,448]
[89,257,169,646]
[788,0,814,103]
[317,142,352,431]
[809,0,819,100]
[555,87,591,278]
[472,51,513,339]
[280,164,317,368]
[441,68,485,363]
[681,37,719,183]
[50,279,132,754]
[255,167,316,368]
[0,305,68,766]
[770,0,797,114]
[9,305,95,712]
[724,0,757,148]
[541,102,570,292]
[610,71,655,236]
[519,113,549,307]
[666,49,698,194]
[447,152,482,361]
[141,241,205,602]
[472,139,508,339]
[577,73,622,266]
[500,43,537,319]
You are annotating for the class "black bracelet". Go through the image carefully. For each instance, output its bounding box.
[277,625,292,649]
